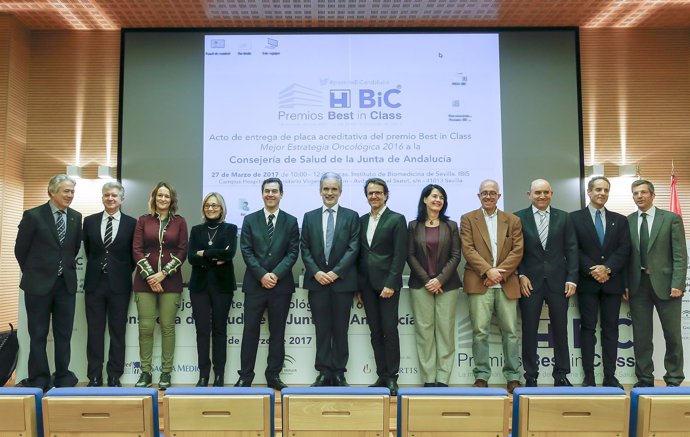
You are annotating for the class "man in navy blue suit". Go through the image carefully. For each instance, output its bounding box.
[515,179,578,387]
[236,178,299,390]
[570,176,631,388]
[82,181,136,387]
[15,174,82,390]
[301,172,360,387]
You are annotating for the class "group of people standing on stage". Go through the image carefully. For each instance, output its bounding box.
[14,172,687,395]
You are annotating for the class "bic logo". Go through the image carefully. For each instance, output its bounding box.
[330,88,402,109]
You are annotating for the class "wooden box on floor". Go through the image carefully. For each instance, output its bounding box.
[282,387,390,437]
[0,387,44,437]
[397,387,509,437]
[163,387,275,437]
[630,387,690,437]
[512,387,629,437]
[42,387,159,437]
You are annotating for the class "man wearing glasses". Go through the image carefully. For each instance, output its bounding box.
[357,178,408,395]
[461,179,524,393]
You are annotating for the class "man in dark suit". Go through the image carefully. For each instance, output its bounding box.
[358,178,407,395]
[82,181,136,387]
[461,179,524,394]
[301,172,360,386]
[515,179,578,387]
[15,174,82,390]
[236,178,300,390]
[570,176,631,388]
[626,179,687,387]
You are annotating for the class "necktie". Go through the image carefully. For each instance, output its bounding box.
[325,208,334,263]
[639,212,649,269]
[595,209,605,246]
[537,210,548,249]
[56,210,66,245]
[104,216,114,247]
[56,210,66,276]
[267,213,275,244]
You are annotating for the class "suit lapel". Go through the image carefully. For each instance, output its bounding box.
[629,213,640,254]
[42,203,61,244]
[361,214,371,250]
[436,220,449,260]
[369,208,391,249]
[496,210,507,257]
[582,208,601,248]
[602,208,618,251]
[414,221,429,261]
[474,210,492,253]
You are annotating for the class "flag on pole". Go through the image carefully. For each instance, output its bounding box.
[670,168,682,217]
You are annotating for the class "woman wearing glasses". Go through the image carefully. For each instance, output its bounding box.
[407,184,462,387]
[133,181,188,389]
[188,192,237,387]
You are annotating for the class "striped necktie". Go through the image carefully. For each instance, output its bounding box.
[56,210,66,276]
[537,210,548,249]
[267,213,275,244]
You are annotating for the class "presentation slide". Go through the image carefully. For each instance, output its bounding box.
[203,33,503,225]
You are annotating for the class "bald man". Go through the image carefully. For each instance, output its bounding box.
[515,179,578,387]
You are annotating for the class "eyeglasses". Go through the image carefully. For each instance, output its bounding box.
[479,191,499,198]
[203,204,221,210]
[367,191,385,197]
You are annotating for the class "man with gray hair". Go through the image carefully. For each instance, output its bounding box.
[15,174,82,390]
[301,172,360,387]
[82,181,137,387]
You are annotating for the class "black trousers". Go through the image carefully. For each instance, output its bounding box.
[361,284,401,379]
[24,276,77,389]
[85,273,131,380]
[190,288,233,378]
[239,291,291,380]
[308,289,354,377]
[519,278,571,379]
[578,291,622,378]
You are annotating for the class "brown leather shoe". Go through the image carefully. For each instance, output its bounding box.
[472,379,488,388]
[507,380,522,394]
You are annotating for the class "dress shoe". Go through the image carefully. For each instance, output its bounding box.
[107,377,122,387]
[213,375,225,387]
[436,382,448,387]
[311,373,330,387]
[332,374,349,387]
[633,380,654,388]
[582,374,596,387]
[158,372,172,390]
[525,377,538,387]
[369,377,387,388]
[87,377,103,387]
[507,380,522,394]
[196,376,209,387]
[135,372,152,388]
[602,377,624,390]
[386,378,399,396]
[666,381,680,387]
[266,376,288,391]
[234,378,252,387]
[554,377,573,387]
[472,379,488,388]
[423,382,436,387]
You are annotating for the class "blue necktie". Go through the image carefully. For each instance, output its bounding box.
[56,210,66,276]
[595,209,605,246]
[325,208,334,264]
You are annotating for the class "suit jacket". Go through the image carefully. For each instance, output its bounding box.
[83,211,137,294]
[460,208,524,299]
[188,221,238,293]
[240,209,300,294]
[570,207,631,295]
[407,219,462,290]
[627,208,687,300]
[515,206,578,292]
[358,208,408,291]
[15,202,82,295]
[132,214,188,293]
[301,205,360,292]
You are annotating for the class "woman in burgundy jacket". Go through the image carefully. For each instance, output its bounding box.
[132,181,188,389]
